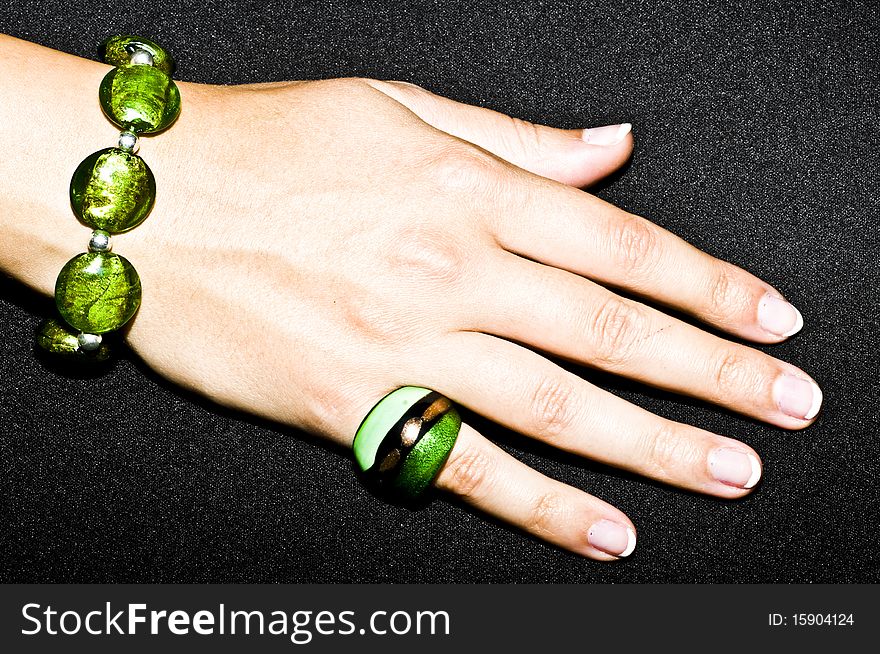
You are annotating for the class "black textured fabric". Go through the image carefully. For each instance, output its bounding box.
[0,0,877,583]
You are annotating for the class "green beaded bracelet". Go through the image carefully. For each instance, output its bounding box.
[353,387,462,501]
[37,35,181,361]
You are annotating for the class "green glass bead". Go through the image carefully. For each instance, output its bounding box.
[99,65,181,134]
[55,253,142,334]
[36,318,111,362]
[70,148,155,233]
[99,35,176,75]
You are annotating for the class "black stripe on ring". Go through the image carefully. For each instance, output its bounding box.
[363,391,449,486]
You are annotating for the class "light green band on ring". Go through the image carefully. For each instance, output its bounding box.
[353,386,432,471]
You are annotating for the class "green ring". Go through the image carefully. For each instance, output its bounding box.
[353,386,461,501]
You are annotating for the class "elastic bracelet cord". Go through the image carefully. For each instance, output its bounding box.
[37,35,181,363]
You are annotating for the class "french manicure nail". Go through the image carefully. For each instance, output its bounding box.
[758,293,803,337]
[708,447,762,489]
[774,374,823,420]
[588,519,637,557]
[581,123,632,146]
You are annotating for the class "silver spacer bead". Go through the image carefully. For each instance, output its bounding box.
[77,333,103,352]
[88,230,112,253]
[118,130,139,153]
[129,49,154,67]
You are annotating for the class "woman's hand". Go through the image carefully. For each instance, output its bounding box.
[1,36,821,560]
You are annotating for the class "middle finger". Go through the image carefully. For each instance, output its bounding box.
[470,251,822,428]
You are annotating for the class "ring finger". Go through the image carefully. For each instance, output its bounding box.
[426,331,763,497]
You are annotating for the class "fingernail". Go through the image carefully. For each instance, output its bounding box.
[588,519,637,558]
[581,123,632,146]
[774,374,823,420]
[708,447,762,489]
[758,293,803,337]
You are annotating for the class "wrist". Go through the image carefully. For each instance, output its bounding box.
[0,35,123,295]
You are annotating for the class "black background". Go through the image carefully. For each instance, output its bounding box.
[0,0,877,583]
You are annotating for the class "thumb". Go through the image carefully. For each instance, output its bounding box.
[367,79,633,188]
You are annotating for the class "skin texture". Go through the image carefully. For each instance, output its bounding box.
[0,34,822,560]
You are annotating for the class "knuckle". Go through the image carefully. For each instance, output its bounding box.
[711,348,764,399]
[636,423,701,480]
[527,491,565,536]
[366,79,428,102]
[337,292,401,343]
[337,77,380,94]
[705,262,751,323]
[384,79,429,96]
[529,377,579,440]
[609,215,659,277]
[442,445,496,501]
[389,224,468,287]
[430,143,505,195]
[387,79,425,91]
[587,297,643,365]
[316,76,375,98]
[501,116,544,160]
